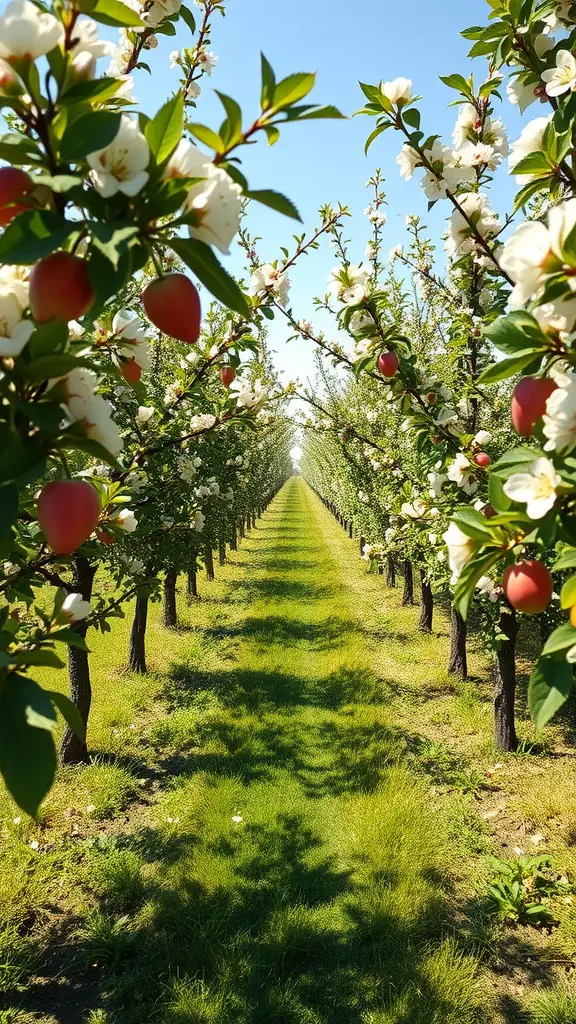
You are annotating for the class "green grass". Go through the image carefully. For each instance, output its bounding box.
[1,478,576,1022]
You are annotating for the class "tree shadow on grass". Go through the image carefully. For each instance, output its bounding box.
[204,614,356,649]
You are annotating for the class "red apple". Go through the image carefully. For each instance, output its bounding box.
[511,376,558,437]
[30,252,94,323]
[502,559,553,615]
[378,350,399,378]
[37,480,101,554]
[120,358,142,384]
[0,167,33,226]
[474,452,491,468]
[142,274,201,344]
[426,392,437,404]
[220,366,236,387]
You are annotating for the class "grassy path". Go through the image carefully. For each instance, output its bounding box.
[3,477,576,1023]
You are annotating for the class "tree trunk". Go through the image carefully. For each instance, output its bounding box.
[348,522,353,538]
[493,607,518,752]
[60,556,96,765]
[218,538,226,565]
[386,556,396,588]
[448,605,467,679]
[186,561,198,604]
[402,559,414,605]
[360,536,365,557]
[128,592,149,673]
[205,544,215,581]
[163,568,178,628]
[252,512,257,529]
[230,523,237,551]
[418,571,433,633]
[239,518,245,539]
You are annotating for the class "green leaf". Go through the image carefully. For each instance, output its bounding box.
[364,122,389,155]
[452,506,496,540]
[0,132,43,165]
[0,674,57,815]
[84,0,144,26]
[186,122,225,152]
[542,622,576,656]
[263,124,280,146]
[529,655,574,731]
[511,151,554,177]
[168,237,251,317]
[0,210,75,265]
[22,354,92,382]
[33,173,83,192]
[146,93,184,164]
[46,691,85,740]
[60,77,124,105]
[477,350,544,383]
[215,90,242,147]
[89,222,140,267]
[180,4,196,33]
[50,627,89,650]
[261,53,276,110]
[294,104,345,120]
[454,549,503,619]
[271,72,316,110]
[403,107,421,129]
[561,575,576,609]
[12,649,65,669]
[439,73,474,97]
[553,548,576,572]
[483,310,548,355]
[60,111,121,162]
[244,189,301,221]
[359,81,384,105]
[54,434,123,469]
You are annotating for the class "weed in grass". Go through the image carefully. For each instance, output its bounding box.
[77,910,137,966]
[65,759,139,821]
[529,985,576,1024]
[88,848,147,913]
[85,1013,116,1024]
[0,925,35,994]
[486,854,569,925]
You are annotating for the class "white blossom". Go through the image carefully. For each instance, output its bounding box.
[0,266,33,357]
[56,368,122,455]
[87,115,149,198]
[166,140,242,254]
[327,265,370,306]
[542,49,576,97]
[503,457,562,519]
[506,76,539,114]
[381,77,412,106]
[543,370,576,453]
[193,509,205,532]
[445,192,499,257]
[251,264,291,306]
[115,508,138,532]
[0,0,63,60]
[443,522,480,585]
[60,593,92,622]
[447,452,478,494]
[509,116,552,182]
[136,405,155,425]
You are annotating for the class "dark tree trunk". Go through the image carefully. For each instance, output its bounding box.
[402,560,414,605]
[205,544,215,581]
[239,518,245,539]
[360,536,365,557]
[378,562,384,575]
[348,522,353,538]
[230,524,237,551]
[386,556,396,588]
[163,568,178,628]
[494,607,518,752]
[252,512,257,529]
[218,538,226,565]
[418,572,434,633]
[448,605,468,679]
[186,561,198,604]
[60,556,96,765]
[128,592,149,673]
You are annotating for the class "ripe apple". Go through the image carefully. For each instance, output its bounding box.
[142,274,201,344]
[0,167,33,226]
[30,252,94,323]
[511,376,558,436]
[378,350,399,378]
[38,480,101,554]
[474,452,491,468]
[426,392,437,404]
[220,366,236,387]
[502,559,553,615]
[120,358,142,384]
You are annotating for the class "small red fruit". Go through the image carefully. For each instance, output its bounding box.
[37,480,101,554]
[142,274,201,344]
[474,452,491,468]
[220,366,236,387]
[120,358,142,384]
[378,350,399,378]
[30,252,94,323]
[96,529,115,545]
[511,376,558,437]
[0,167,33,226]
[426,392,437,404]
[502,559,553,615]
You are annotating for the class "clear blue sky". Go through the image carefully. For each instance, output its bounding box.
[124,0,527,384]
